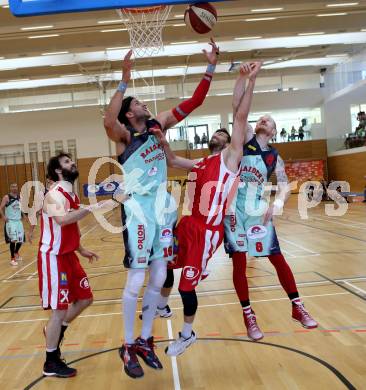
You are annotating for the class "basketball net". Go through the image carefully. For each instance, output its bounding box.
[117,5,172,57]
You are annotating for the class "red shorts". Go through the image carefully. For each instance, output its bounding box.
[38,251,93,310]
[171,216,224,292]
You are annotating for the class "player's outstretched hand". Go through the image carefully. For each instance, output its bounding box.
[78,246,99,263]
[203,37,219,65]
[150,127,168,145]
[122,49,133,83]
[249,61,262,80]
[239,62,253,77]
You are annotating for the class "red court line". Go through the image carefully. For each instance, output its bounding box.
[154,336,164,340]
[64,343,80,346]
[354,329,366,333]
[294,330,311,333]
[206,332,221,337]
[91,340,107,344]
[7,347,22,351]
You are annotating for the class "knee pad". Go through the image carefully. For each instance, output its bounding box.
[148,260,167,291]
[124,269,145,297]
[163,268,174,289]
[179,289,198,317]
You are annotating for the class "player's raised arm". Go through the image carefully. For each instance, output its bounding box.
[156,38,219,131]
[150,127,199,170]
[224,62,261,172]
[103,50,133,143]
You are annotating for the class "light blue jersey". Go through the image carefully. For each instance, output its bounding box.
[4,194,24,243]
[118,119,177,269]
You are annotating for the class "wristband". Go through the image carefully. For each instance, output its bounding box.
[206,64,216,74]
[117,81,128,93]
[273,199,284,209]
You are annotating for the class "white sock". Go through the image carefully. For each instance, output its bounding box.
[62,321,69,327]
[123,290,138,344]
[141,286,161,340]
[157,294,169,310]
[181,322,193,339]
[46,348,57,352]
[243,305,252,316]
[291,298,302,305]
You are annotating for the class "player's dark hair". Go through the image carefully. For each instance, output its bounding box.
[47,152,72,182]
[118,96,134,127]
[215,128,231,143]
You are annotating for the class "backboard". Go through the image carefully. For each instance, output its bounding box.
[9,0,223,17]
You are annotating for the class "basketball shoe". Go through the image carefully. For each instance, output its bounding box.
[119,343,144,379]
[139,304,173,320]
[243,310,264,341]
[165,331,196,356]
[10,258,18,266]
[292,302,318,329]
[43,358,77,378]
[134,336,163,370]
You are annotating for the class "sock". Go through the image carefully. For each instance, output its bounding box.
[10,242,15,259]
[291,297,302,306]
[141,286,161,340]
[46,348,58,362]
[268,253,298,297]
[123,290,138,345]
[57,324,68,349]
[242,305,252,316]
[157,294,169,310]
[232,252,249,302]
[181,322,193,339]
[15,242,22,254]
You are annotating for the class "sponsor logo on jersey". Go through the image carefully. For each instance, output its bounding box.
[80,277,90,290]
[60,272,68,286]
[182,266,200,281]
[247,225,267,240]
[238,233,246,238]
[248,145,256,151]
[138,257,146,264]
[236,241,245,247]
[59,289,69,304]
[148,166,158,177]
[160,228,172,242]
[140,143,163,159]
[137,225,145,250]
[240,165,265,184]
[265,154,275,166]
[229,214,236,232]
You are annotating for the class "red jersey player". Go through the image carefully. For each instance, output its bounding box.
[151,62,262,356]
[39,153,113,378]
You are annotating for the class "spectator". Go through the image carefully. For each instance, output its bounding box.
[201,133,208,148]
[280,128,287,142]
[290,126,296,141]
[298,126,305,141]
[194,133,200,149]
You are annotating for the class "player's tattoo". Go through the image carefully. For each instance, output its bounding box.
[275,156,288,183]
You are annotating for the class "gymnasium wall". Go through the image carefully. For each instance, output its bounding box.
[328,147,366,192]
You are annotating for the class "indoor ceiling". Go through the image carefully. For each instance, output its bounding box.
[0,0,365,96]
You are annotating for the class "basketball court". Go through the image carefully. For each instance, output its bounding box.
[0,0,366,389]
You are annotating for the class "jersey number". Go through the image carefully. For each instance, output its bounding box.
[256,242,263,253]
[163,246,173,258]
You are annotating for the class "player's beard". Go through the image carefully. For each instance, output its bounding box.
[62,166,79,184]
[208,138,225,153]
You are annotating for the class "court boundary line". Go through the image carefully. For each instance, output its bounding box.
[23,338,357,390]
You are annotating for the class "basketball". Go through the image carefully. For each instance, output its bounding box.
[184,2,217,34]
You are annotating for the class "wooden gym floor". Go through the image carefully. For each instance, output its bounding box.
[0,195,365,389]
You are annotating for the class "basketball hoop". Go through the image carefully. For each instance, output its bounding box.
[117,5,172,57]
